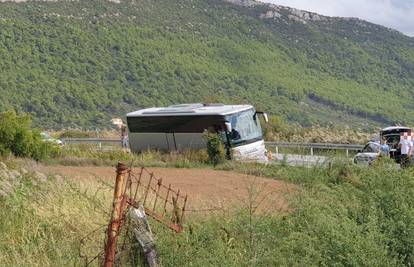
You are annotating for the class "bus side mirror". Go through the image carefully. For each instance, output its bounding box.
[255,111,269,123]
[225,122,232,132]
[263,113,269,123]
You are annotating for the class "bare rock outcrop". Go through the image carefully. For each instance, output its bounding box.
[223,0,262,7]
[223,0,328,23]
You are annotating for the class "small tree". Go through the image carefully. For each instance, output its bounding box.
[0,110,59,161]
[203,131,226,166]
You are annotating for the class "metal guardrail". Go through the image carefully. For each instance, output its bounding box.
[61,138,121,146]
[265,142,364,157]
[62,138,364,157]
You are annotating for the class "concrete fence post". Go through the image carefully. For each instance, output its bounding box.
[129,205,160,267]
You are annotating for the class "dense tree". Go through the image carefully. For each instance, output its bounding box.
[0,0,413,129]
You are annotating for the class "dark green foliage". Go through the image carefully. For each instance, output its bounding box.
[0,0,413,129]
[203,131,226,166]
[0,111,59,160]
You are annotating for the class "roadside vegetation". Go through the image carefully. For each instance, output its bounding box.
[2,156,414,266]
[47,119,373,168]
[55,115,375,144]
[48,145,210,168]
[0,111,60,161]
[2,111,414,266]
[262,115,374,144]
[204,131,227,166]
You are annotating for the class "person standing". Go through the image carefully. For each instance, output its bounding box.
[121,124,129,150]
[379,137,390,157]
[399,131,412,168]
[408,131,413,164]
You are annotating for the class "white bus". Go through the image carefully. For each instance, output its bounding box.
[126,103,269,161]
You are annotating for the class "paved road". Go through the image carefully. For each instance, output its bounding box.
[271,153,329,166]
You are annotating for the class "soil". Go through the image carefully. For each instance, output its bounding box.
[38,165,295,213]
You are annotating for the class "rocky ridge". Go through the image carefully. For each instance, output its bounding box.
[224,0,350,23]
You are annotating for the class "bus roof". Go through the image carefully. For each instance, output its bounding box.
[127,103,253,117]
[381,126,411,133]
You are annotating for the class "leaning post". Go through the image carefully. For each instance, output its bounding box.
[103,162,128,267]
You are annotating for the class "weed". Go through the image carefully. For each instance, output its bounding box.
[2,157,414,266]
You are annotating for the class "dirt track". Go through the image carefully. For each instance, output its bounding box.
[39,165,295,213]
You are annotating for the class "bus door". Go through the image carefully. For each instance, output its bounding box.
[165,133,177,151]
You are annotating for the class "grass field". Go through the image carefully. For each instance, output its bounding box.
[1,154,414,266]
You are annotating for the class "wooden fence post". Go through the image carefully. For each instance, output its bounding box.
[129,205,160,267]
[104,162,128,267]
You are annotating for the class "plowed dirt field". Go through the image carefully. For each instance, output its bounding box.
[39,165,295,213]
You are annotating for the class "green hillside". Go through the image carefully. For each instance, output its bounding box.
[0,0,414,129]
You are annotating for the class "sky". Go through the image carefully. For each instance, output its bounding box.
[264,0,414,36]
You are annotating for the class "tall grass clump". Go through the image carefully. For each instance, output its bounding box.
[51,145,210,168]
[0,161,113,266]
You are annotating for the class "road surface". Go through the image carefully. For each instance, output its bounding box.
[271,153,328,166]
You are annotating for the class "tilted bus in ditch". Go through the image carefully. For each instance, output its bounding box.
[126,103,269,161]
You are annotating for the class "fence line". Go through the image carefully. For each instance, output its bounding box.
[62,138,121,145]
[265,142,363,157]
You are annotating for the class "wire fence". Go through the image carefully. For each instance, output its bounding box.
[79,163,189,266]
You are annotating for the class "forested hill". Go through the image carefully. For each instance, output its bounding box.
[1,0,414,129]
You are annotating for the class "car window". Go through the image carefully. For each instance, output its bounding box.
[363,143,379,153]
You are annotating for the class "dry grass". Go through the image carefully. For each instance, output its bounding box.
[265,124,374,144]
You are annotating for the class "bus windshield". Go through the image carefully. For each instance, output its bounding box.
[226,109,263,146]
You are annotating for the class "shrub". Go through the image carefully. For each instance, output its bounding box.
[0,111,59,161]
[203,131,226,166]
[58,129,96,139]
